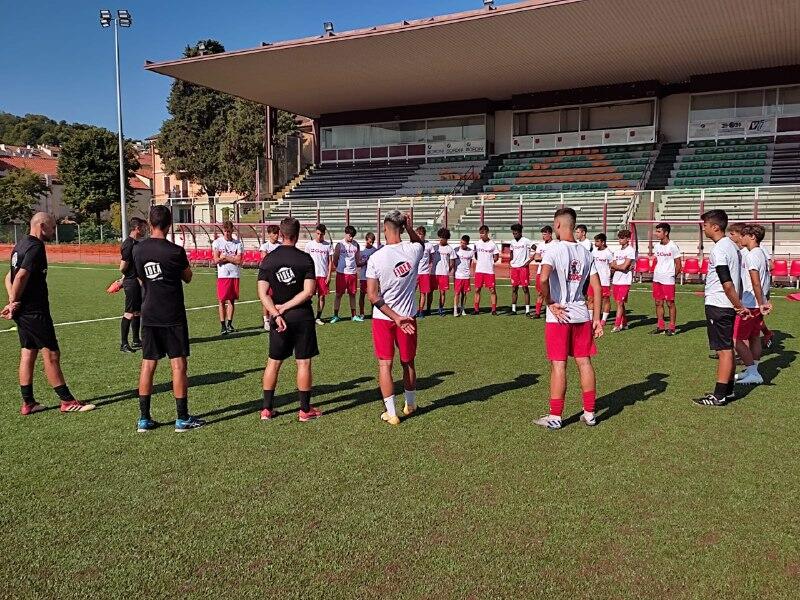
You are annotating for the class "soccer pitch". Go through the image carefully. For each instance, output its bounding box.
[2,264,799,599]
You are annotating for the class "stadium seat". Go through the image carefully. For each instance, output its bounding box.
[790,260,800,288]
[682,257,700,284]
[636,256,653,283]
[772,259,789,285]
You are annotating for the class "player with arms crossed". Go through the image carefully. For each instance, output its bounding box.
[212,221,243,335]
[366,211,425,425]
[531,225,555,318]
[331,225,362,323]
[473,225,500,316]
[133,205,203,432]
[258,217,322,422]
[534,208,603,430]
[119,216,147,352]
[415,226,436,318]
[305,224,333,325]
[590,233,613,326]
[3,212,94,415]
[259,224,281,330]
[651,223,682,335]
[508,223,534,316]
[357,232,380,320]
[433,228,456,316]
[454,235,475,317]
[610,229,635,332]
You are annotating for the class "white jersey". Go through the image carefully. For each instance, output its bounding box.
[474,239,498,274]
[612,245,636,285]
[578,239,593,252]
[305,240,332,278]
[542,241,596,324]
[591,247,614,286]
[335,239,360,274]
[455,246,475,279]
[509,237,534,268]
[652,240,681,285]
[358,244,381,281]
[418,241,436,275]
[212,237,243,279]
[433,244,456,276]
[535,240,555,274]
[742,246,770,307]
[259,241,281,253]
[366,241,424,321]
[705,236,742,308]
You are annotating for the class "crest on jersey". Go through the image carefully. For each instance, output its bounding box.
[393,261,412,278]
[11,252,18,268]
[144,261,163,280]
[276,266,295,284]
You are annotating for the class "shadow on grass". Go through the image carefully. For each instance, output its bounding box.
[413,373,539,416]
[677,319,706,334]
[731,347,797,402]
[562,372,669,426]
[189,326,265,345]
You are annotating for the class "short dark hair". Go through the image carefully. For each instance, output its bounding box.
[478,225,489,234]
[655,222,671,234]
[280,217,300,241]
[701,209,728,231]
[541,225,553,234]
[149,205,172,232]
[510,223,523,233]
[437,227,451,240]
[365,231,376,242]
[316,224,327,234]
[383,210,405,230]
[742,223,766,243]
[461,235,470,243]
[222,220,234,232]
[728,222,746,234]
[617,229,631,239]
[576,224,587,233]
[344,225,357,236]
[129,216,147,231]
[553,208,577,228]
[266,224,280,235]
[416,226,426,235]
[594,233,607,243]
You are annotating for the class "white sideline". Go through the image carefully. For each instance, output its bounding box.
[48,265,218,276]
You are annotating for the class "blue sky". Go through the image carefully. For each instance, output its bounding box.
[0,0,515,140]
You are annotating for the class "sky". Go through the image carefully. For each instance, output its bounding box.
[0,0,517,141]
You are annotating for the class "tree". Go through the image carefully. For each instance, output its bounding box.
[58,128,140,221]
[0,111,94,146]
[0,168,48,223]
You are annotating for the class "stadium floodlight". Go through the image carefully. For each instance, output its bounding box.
[483,0,496,9]
[323,21,334,35]
[117,9,132,27]
[100,9,112,27]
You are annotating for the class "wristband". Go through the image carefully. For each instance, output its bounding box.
[374,299,386,310]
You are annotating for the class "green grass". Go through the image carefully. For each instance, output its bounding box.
[1,263,799,599]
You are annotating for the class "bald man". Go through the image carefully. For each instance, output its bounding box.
[2,212,95,414]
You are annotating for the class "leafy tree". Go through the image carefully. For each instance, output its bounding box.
[0,168,48,223]
[58,128,140,221]
[0,112,94,147]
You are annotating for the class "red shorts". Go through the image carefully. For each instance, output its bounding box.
[315,276,329,296]
[418,274,433,294]
[652,282,676,302]
[510,266,530,287]
[589,285,611,299]
[545,321,597,362]
[359,279,367,293]
[734,309,763,341]
[474,272,495,290]
[455,278,471,294]
[336,272,357,295]
[436,275,450,291]
[216,278,240,302]
[612,284,630,303]
[372,318,417,362]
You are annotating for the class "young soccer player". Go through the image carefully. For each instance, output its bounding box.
[258,217,321,422]
[591,233,613,326]
[454,235,475,316]
[576,224,593,252]
[119,217,147,352]
[331,225,362,323]
[433,228,456,316]
[509,223,534,315]
[415,226,437,318]
[473,225,500,315]
[2,212,95,415]
[534,207,603,430]
[357,232,380,319]
[305,224,333,325]
[694,209,749,407]
[532,225,555,318]
[259,225,282,330]
[610,229,635,332]
[133,205,203,432]
[366,211,425,426]
[651,222,682,335]
[212,221,243,335]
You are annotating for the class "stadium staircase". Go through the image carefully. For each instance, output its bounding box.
[769,142,800,185]
[666,138,773,188]
[645,143,682,190]
[284,162,421,199]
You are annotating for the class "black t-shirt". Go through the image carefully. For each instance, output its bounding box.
[133,238,190,327]
[120,237,139,284]
[258,246,315,323]
[9,235,49,315]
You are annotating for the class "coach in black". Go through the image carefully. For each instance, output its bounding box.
[2,212,95,414]
[119,216,147,353]
[133,205,204,433]
[258,217,321,422]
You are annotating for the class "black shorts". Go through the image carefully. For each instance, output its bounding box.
[141,324,190,360]
[14,312,59,352]
[269,319,319,361]
[705,305,736,351]
[123,283,142,313]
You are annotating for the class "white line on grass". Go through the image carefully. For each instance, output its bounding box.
[48,265,218,275]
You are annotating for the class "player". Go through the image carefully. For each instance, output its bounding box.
[2,212,95,415]
[454,235,475,317]
[590,233,613,326]
[693,210,749,407]
[508,223,534,315]
[531,225,555,318]
[119,217,147,352]
[610,229,635,332]
[257,217,321,422]
[331,225,362,323]
[305,224,333,325]
[576,224,593,251]
[415,226,437,318]
[473,225,500,315]
[357,232,380,320]
[433,228,456,316]
[259,225,282,330]
[133,205,203,432]
[366,211,425,426]
[651,223,682,336]
[212,221,243,335]
[534,207,603,430]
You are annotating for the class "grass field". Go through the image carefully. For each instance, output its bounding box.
[1,263,799,599]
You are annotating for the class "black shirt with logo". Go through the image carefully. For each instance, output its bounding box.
[9,235,49,315]
[258,246,315,323]
[120,237,140,285]
[133,238,190,327]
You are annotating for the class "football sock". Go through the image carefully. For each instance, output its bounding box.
[316,310,322,320]
[512,303,516,313]
[121,317,131,344]
[263,315,269,324]
[525,305,530,314]
[726,379,735,397]
[220,320,226,330]
[713,381,728,400]
[383,395,396,418]
[351,309,356,318]
[226,319,233,329]
[535,300,542,315]
[176,397,189,420]
[658,319,665,330]
[298,390,311,413]
[491,302,497,313]
[53,384,74,402]
[21,384,34,405]
[582,390,597,413]
[549,398,565,418]
[601,311,609,322]
[669,321,676,331]
[333,311,339,318]
[474,302,480,312]
[131,316,141,344]
[404,389,416,408]
[262,389,275,411]
[139,394,152,420]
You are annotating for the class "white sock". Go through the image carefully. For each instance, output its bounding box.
[511,303,517,312]
[453,304,459,315]
[263,315,268,323]
[589,309,594,319]
[383,396,396,418]
[525,305,530,313]
[404,389,416,407]
[602,311,609,322]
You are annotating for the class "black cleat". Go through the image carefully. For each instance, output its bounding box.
[120,343,136,353]
[491,311,498,316]
[650,328,666,335]
[226,324,236,334]
[220,328,229,336]
[472,309,480,316]
[130,341,142,350]
[665,329,676,337]
[693,393,726,407]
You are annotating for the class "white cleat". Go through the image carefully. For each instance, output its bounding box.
[736,372,764,385]
[580,412,597,426]
[534,415,562,430]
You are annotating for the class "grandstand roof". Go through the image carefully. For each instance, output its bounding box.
[145,0,800,118]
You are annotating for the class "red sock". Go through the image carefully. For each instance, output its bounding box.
[657,319,665,330]
[351,308,356,317]
[491,302,496,312]
[549,398,565,417]
[535,300,542,315]
[615,315,621,327]
[474,302,480,312]
[582,390,596,413]
[669,321,676,331]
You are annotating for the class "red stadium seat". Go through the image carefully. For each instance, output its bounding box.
[700,258,709,276]
[636,256,652,283]
[187,249,199,263]
[772,259,789,286]
[682,257,700,284]
[790,260,800,289]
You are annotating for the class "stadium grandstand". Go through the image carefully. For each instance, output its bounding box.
[145,0,800,256]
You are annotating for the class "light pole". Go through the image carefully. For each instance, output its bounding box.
[100,9,132,239]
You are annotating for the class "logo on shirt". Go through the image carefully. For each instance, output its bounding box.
[11,252,17,269]
[144,261,163,280]
[569,259,582,281]
[276,266,295,284]
[393,261,412,278]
